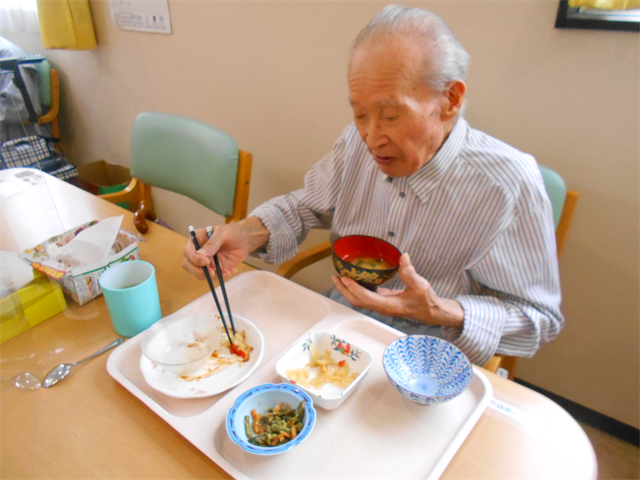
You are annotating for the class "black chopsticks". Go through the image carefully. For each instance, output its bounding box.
[206,226,237,335]
[188,225,235,347]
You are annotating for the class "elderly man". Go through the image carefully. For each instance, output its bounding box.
[183,5,563,366]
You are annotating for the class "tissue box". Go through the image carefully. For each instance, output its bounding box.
[20,221,141,305]
[0,271,67,344]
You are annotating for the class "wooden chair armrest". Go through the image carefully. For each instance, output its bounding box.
[133,201,156,234]
[99,178,140,205]
[37,69,59,124]
[274,240,332,279]
[99,178,155,234]
[37,110,57,124]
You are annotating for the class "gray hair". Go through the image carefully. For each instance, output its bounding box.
[352,5,470,92]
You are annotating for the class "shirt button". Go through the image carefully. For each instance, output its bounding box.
[388,231,395,237]
[399,192,405,198]
[387,177,393,183]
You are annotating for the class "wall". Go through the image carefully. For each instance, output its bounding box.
[6,0,638,428]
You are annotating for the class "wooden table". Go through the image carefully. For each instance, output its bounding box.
[0,169,597,479]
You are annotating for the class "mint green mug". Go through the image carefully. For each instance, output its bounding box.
[99,260,161,337]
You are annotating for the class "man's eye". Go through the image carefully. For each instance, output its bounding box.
[385,116,397,121]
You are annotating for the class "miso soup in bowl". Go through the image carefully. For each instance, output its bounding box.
[332,235,401,290]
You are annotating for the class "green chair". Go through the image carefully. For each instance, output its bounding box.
[35,60,62,153]
[274,164,579,380]
[0,56,61,150]
[477,165,579,379]
[540,165,567,228]
[101,112,253,234]
[538,165,579,257]
[31,60,57,125]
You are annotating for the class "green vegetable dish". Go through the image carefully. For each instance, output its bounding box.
[244,401,306,447]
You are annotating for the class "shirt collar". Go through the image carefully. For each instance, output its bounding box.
[408,116,468,203]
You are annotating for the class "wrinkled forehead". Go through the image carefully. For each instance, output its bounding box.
[348,44,431,108]
[348,34,429,91]
[348,95,406,110]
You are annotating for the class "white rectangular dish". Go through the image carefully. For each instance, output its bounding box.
[107,271,492,479]
[275,330,374,410]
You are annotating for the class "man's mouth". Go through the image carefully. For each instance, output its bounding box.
[373,155,395,165]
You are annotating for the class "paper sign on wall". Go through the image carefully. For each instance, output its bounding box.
[108,0,172,34]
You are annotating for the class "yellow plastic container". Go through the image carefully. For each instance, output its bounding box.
[0,271,67,344]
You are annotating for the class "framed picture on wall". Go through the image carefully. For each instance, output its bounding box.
[555,0,640,31]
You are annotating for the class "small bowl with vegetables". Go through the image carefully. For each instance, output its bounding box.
[226,383,316,455]
[332,235,401,290]
[275,331,373,410]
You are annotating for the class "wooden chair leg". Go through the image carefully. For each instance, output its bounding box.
[483,355,501,374]
[499,355,518,381]
[482,354,518,380]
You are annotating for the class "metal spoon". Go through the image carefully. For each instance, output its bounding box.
[42,337,125,388]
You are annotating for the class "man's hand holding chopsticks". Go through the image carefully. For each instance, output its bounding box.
[182,217,269,280]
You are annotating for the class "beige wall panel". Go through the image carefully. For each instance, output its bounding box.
[5,1,638,427]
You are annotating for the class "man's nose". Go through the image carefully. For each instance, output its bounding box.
[366,120,388,149]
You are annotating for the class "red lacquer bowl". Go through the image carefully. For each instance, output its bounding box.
[332,235,401,290]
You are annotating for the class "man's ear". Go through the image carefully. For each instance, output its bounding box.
[441,80,466,120]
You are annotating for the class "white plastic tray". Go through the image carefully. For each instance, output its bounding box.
[107,271,492,479]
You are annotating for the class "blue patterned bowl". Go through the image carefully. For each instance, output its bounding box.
[226,383,316,455]
[383,335,472,405]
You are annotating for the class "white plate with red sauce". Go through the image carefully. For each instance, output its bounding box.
[140,314,265,399]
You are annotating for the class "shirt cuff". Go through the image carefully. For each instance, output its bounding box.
[249,205,298,265]
[442,295,506,366]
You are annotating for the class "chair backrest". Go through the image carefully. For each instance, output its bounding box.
[130,112,241,218]
[34,59,52,109]
[539,165,566,229]
[486,166,578,379]
[538,164,579,256]
[36,67,61,147]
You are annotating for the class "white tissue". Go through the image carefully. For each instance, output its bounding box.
[0,251,35,299]
[45,216,124,267]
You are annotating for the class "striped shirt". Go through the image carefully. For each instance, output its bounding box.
[250,117,564,366]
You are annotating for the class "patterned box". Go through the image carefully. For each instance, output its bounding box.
[20,220,141,305]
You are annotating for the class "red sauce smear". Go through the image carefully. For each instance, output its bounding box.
[229,343,246,358]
